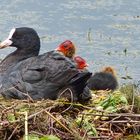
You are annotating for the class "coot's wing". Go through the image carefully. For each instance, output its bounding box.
[0,51,79,100]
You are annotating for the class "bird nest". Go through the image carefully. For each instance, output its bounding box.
[0,84,140,140]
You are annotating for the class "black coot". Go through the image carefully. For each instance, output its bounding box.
[87,67,118,90]
[0,27,92,101]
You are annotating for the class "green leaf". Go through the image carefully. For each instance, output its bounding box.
[97,90,128,112]
[23,134,39,140]
[120,96,128,104]
[40,135,60,140]
[105,106,117,113]
[7,113,16,122]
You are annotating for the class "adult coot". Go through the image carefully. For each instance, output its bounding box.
[0,27,92,101]
[0,27,40,73]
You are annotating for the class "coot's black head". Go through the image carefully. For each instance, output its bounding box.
[0,27,40,55]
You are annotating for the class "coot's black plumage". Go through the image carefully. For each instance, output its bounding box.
[87,67,118,90]
[0,27,40,73]
[0,27,92,101]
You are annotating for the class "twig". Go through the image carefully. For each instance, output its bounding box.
[130,85,135,112]
[58,88,74,102]
[53,128,73,139]
[28,101,103,121]
[113,123,125,133]
[82,113,140,118]
[109,123,113,137]
[44,110,83,140]
[58,102,108,113]
[58,88,74,113]
[103,120,140,123]
[2,103,17,113]
[17,112,28,140]
[88,136,111,139]
[49,127,60,138]
[96,128,110,131]
[20,92,34,102]
[100,115,122,128]
[79,114,85,128]
[44,110,73,135]
[28,109,45,120]
[27,103,59,120]
[4,131,7,140]
[25,112,28,140]
[7,125,19,140]
[82,129,88,140]
[29,131,45,136]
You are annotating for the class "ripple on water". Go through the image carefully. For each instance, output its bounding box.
[0,0,139,84]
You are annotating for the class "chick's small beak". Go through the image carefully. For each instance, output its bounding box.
[81,63,89,69]
[55,45,65,54]
[85,63,89,67]
[55,46,61,51]
[0,39,13,49]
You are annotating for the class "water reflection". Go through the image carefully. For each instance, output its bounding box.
[0,0,139,84]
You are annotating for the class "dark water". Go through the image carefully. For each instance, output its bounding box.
[0,0,140,85]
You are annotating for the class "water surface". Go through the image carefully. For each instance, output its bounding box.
[0,0,140,85]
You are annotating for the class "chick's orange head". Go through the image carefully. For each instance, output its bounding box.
[102,66,116,76]
[74,56,89,69]
[56,40,76,58]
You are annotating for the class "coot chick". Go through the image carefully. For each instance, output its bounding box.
[56,40,76,59]
[0,27,92,101]
[87,66,118,90]
[74,56,89,70]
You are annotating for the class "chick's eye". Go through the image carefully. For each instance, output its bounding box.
[63,45,68,48]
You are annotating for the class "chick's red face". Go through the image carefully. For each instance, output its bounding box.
[56,40,76,58]
[74,56,88,69]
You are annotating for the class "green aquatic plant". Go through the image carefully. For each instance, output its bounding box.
[76,114,98,136]
[23,134,60,140]
[120,83,140,113]
[7,113,16,122]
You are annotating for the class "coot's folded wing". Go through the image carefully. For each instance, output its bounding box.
[0,51,79,100]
